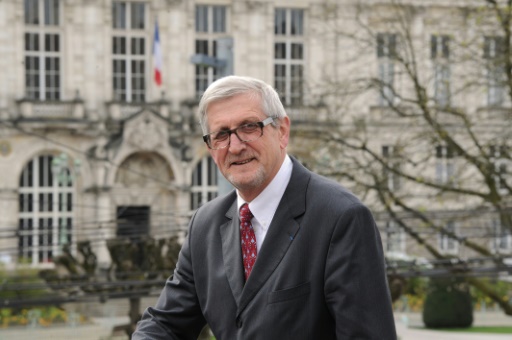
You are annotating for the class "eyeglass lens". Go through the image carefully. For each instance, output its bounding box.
[209,122,263,149]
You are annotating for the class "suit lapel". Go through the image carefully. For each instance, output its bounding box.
[220,200,244,306]
[236,159,309,317]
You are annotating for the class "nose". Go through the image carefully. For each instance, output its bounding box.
[228,132,246,153]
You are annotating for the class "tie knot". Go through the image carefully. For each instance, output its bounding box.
[240,203,253,224]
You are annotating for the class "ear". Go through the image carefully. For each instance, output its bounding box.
[278,116,291,149]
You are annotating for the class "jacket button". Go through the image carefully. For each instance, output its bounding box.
[236,318,243,328]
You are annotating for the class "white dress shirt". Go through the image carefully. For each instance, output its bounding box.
[237,155,293,251]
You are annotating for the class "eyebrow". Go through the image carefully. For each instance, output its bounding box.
[212,117,263,132]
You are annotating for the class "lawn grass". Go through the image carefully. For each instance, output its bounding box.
[429,326,512,334]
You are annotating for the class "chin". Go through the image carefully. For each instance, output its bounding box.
[227,170,266,192]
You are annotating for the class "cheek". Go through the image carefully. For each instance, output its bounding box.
[209,150,222,166]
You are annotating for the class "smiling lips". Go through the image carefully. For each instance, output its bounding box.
[230,157,255,166]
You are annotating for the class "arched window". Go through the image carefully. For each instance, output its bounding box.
[18,155,74,265]
[190,156,218,210]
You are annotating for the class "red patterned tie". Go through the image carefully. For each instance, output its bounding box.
[240,203,257,280]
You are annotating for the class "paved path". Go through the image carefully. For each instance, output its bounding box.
[396,312,512,340]
[0,312,510,339]
[397,323,511,340]
[0,316,129,340]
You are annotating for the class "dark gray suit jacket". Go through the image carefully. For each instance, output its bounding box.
[133,158,396,339]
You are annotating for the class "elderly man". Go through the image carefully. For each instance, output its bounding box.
[133,75,396,340]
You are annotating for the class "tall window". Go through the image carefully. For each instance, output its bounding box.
[386,221,405,255]
[24,0,61,100]
[274,8,304,106]
[377,33,396,106]
[492,218,511,252]
[194,5,227,98]
[382,145,401,191]
[490,145,508,192]
[190,157,218,210]
[431,35,450,107]
[112,1,147,102]
[439,221,458,253]
[484,36,505,107]
[18,155,74,265]
[435,145,456,185]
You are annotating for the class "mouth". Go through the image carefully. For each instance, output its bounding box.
[230,157,255,167]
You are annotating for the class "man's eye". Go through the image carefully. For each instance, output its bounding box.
[240,123,259,133]
[213,131,229,140]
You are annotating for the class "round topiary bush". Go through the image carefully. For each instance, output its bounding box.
[422,278,473,328]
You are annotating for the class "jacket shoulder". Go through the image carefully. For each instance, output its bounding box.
[308,171,362,205]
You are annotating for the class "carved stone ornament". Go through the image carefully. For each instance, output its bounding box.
[115,152,173,187]
[127,117,163,151]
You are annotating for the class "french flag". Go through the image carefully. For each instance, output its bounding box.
[153,20,162,86]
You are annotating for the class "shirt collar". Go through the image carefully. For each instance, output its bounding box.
[237,155,293,231]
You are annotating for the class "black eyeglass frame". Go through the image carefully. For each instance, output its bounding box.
[203,116,277,150]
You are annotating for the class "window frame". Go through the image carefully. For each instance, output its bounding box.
[274,8,305,107]
[492,218,512,253]
[376,33,397,107]
[438,221,458,254]
[111,1,149,103]
[18,154,74,266]
[489,145,509,193]
[385,220,406,255]
[382,145,401,191]
[431,34,451,107]
[190,156,218,210]
[194,5,228,98]
[435,145,456,185]
[24,0,62,100]
[484,36,506,107]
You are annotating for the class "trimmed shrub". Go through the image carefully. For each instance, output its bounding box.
[422,278,473,328]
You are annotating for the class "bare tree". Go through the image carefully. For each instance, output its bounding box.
[300,0,512,314]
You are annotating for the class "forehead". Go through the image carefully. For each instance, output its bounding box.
[207,93,265,129]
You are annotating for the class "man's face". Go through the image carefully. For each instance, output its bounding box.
[206,93,290,201]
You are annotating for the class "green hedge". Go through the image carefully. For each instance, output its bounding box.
[422,278,473,329]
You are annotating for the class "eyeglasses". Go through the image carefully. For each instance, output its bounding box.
[203,116,277,150]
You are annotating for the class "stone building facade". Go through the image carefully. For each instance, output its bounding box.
[0,0,332,268]
[0,0,510,271]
